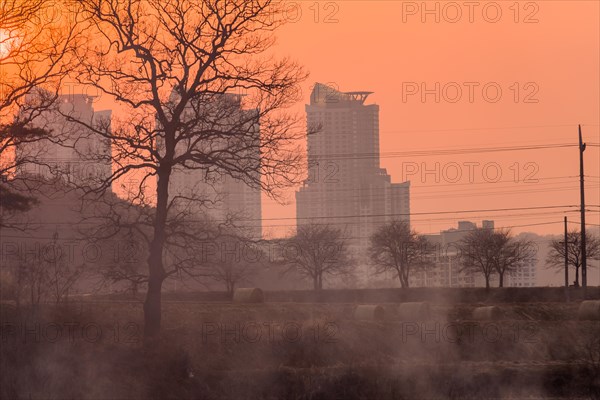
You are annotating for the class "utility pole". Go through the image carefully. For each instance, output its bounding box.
[559,216,577,302]
[578,125,587,289]
[563,216,569,302]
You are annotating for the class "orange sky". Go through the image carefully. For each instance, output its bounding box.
[3,1,599,239]
[259,0,600,238]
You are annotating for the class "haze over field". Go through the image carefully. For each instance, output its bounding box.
[1,1,600,399]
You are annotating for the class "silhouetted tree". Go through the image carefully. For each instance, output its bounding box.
[5,230,84,308]
[491,230,537,287]
[546,230,600,287]
[204,233,263,296]
[368,220,433,288]
[45,232,85,303]
[0,0,78,110]
[1,0,79,222]
[457,227,497,290]
[95,225,149,296]
[80,188,232,296]
[11,250,48,309]
[61,0,307,340]
[285,223,355,290]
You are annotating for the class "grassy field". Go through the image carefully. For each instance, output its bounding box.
[1,290,599,399]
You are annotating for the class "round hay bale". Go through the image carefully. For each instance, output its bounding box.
[397,302,430,321]
[0,300,17,310]
[578,300,600,320]
[232,288,264,303]
[472,306,502,321]
[354,305,385,321]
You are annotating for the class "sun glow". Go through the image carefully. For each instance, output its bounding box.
[0,29,15,58]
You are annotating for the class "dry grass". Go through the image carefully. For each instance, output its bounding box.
[1,299,599,399]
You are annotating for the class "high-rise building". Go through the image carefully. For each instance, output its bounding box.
[296,83,410,282]
[167,92,262,239]
[17,93,112,188]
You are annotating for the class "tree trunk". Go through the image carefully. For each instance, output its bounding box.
[574,265,580,286]
[485,276,490,290]
[498,272,504,288]
[143,167,170,341]
[143,273,163,339]
[313,275,318,290]
[318,274,322,290]
[398,274,409,288]
[396,271,404,287]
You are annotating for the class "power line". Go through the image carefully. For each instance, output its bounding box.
[241,209,590,229]
[567,221,600,228]
[341,221,564,240]
[256,212,587,230]
[280,183,600,204]
[374,123,599,135]
[266,176,589,202]
[3,208,595,239]
[4,207,590,227]
[259,205,582,222]
[411,185,600,201]
[0,220,577,242]
[309,143,578,161]
[3,209,590,233]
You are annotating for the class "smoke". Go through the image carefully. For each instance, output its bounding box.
[1,290,599,399]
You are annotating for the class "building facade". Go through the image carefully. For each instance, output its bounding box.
[17,93,112,188]
[166,92,262,239]
[296,83,410,283]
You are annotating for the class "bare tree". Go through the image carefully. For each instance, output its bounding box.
[0,0,80,107]
[10,252,48,309]
[368,220,433,288]
[80,187,229,296]
[7,240,50,310]
[88,198,253,297]
[491,230,537,287]
[45,231,85,303]
[284,223,355,290]
[457,227,497,290]
[1,0,80,222]
[546,230,600,287]
[4,229,86,308]
[97,229,148,296]
[59,0,308,339]
[203,233,263,296]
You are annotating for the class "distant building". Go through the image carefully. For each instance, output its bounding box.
[166,92,262,239]
[296,83,410,283]
[499,260,537,287]
[17,93,112,187]
[417,220,538,288]
[482,220,495,230]
[417,220,493,288]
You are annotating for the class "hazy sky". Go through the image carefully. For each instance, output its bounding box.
[258,0,600,238]
[5,1,597,239]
